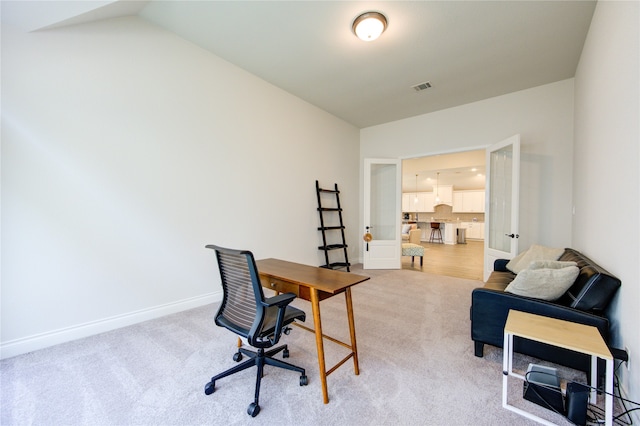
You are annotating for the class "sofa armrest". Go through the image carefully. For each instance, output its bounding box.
[471,288,610,350]
[494,259,510,272]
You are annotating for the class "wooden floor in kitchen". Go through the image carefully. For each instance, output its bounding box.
[402,239,484,281]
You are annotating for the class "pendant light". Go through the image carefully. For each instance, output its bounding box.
[414,174,419,203]
[435,172,441,204]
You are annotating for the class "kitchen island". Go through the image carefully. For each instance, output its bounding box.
[413,220,484,244]
[416,221,457,245]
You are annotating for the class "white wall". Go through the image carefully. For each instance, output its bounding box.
[573,0,639,413]
[1,16,360,358]
[360,79,575,257]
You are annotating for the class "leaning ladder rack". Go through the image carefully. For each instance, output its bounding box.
[315,180,350,271]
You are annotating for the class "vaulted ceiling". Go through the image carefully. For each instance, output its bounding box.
[2,0,596,129]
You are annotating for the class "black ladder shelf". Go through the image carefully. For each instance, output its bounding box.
[316,180,350,272]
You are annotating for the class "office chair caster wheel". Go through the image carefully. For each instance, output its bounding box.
[247,402,260,417]
[204,381,215,395]
[233,352,243,362]
[283,348,290,358]
[300,375,308,386]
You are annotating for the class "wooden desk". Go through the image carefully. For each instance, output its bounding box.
[256,258,370,404]
[503,310,613,426]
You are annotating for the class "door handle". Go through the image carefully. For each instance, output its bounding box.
[505,233,520,238]
[364,226,373,251]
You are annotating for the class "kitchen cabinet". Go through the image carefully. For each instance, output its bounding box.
[402,192,435,212]
[422,192,435,211]
[403,193,423,212]
[403,192,426,212]
[418,223,430,242]
[433,185,453,206]
[442,223,457,245]
[459,221,485,239]
[402,193,413,212]
[453,190,485,213]
[453,192,464,211]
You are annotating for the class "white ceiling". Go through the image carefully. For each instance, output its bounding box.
[402,150,486,192]
[2,0,596,129]
[2,0,595,191]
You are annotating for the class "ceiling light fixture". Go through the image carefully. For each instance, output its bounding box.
[352,11,387,42]
[435,172,441,204]
[414,174,419,203]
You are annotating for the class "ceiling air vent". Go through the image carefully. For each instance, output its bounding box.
[412,81,432,92]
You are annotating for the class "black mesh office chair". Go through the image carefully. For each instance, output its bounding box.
[204,245,308,417]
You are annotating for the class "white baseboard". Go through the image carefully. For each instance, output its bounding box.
[0,291,222,360]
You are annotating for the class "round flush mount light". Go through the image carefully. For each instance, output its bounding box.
[352,11,388,42]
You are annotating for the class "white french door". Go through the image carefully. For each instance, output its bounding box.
[484,135,521,280]
[363,158,401,269]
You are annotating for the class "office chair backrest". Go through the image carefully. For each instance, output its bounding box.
[204,245,308,417]
[208,245,266,341]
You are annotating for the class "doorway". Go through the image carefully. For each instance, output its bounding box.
[401,150,486,280]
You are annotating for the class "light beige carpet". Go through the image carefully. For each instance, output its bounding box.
[0,266,615,425]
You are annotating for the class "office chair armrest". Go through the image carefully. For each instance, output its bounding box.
[263,292,297,308]
[262,293,297,346]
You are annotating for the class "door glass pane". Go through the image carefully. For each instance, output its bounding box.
[370,163,396,241]
[488,146,513,252]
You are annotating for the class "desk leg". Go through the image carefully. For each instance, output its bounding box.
[345,288,360,375]
[502,332,511,408]
[501,333,556,425]
[590,355,598,404]
[605,358,613,426]
[310,288,329,404]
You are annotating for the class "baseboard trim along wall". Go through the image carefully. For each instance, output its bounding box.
[0,291,222,360]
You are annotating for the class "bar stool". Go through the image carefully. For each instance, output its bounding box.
[429,222,443,243]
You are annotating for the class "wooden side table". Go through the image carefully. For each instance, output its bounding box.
[503,310,613,426]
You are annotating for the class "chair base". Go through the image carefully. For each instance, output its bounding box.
[429,228,443,244]
[205,344,307,417]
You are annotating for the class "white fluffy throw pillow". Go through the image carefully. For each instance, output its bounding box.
[506,245,565,274]
[505,260,579,301]
[528,260,577,270]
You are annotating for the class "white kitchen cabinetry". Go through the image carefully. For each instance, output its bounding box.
[403,192,435,212]
[420,225,430,242]
[405,193,427,212]
[442,223,457,245]
[433,185,453,206]
[470,223,485,239]
[403,193,418,212]
[460,221,485,239]
[419,193,433,212]
[453,192,464,211]
[453,190,485,213]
